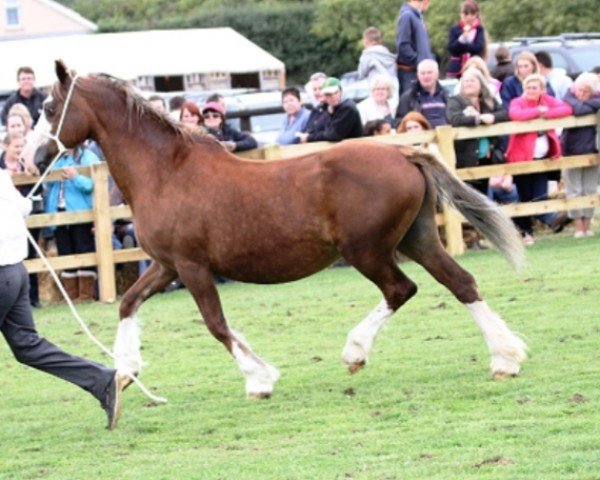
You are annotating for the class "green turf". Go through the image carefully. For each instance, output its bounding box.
[1,233,598,479]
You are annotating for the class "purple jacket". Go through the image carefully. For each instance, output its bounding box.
[561,89,600,155]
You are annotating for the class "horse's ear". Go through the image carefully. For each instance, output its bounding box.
[55,60,71,85]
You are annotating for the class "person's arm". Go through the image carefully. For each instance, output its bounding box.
[396,14,417,65]
[462,26,486,56]
[508,97,541,121]
[447,25,465,55]
[542,95,573,119]
[500,77,517,110]
[231,129,258,152]
[490,100,509,123]
[0,170,32,216]
[446,97,477,126]
[357,51,370,80]
[394,93,412,122]
[71,150,101,193]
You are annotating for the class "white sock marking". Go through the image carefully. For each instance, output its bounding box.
[231,335,279,397]
[342,299,394,367]
[113,316,143,375]
[466,300,527,376]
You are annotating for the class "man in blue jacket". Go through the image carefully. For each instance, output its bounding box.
[396,0,434,97]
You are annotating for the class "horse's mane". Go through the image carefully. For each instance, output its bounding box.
[60,73,215,146]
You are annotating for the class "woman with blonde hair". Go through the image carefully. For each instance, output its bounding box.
[460,55,501,98]
[500,51,555,109]
[357,74,398,126]
[447,67,508,195]
[561,72,600,237]
[507,73,572,245]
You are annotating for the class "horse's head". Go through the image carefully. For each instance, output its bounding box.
[28,60,94,172]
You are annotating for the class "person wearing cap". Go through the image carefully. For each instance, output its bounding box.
[395,0,433,97]
[0,167,128,429]
[202,102,258,152]
[298,77,363,143]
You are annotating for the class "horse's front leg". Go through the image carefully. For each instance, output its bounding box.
[114,261,177,379]
[178,264,280,398]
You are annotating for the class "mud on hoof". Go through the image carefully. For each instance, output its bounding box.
[490,355,522,380]
[347,360,366,375]
[244,365,280,399]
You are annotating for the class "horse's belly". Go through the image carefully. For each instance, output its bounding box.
[214,241,339,284]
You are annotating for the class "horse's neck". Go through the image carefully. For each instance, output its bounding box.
[91,97,178,205]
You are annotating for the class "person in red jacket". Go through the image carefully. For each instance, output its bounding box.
[506,73,572,245]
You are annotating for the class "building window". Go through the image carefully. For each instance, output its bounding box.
[5,0,21,28]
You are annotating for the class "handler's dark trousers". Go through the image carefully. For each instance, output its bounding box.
[0,262,114,402]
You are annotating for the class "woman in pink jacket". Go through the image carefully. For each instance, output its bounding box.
[506,73,572,245]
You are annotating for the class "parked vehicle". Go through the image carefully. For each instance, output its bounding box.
[487,33,600,79]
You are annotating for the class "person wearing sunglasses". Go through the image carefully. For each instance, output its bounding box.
[201,102,257,153]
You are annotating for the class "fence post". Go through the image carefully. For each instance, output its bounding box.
[435,125,465,257]
[91,163,116,303]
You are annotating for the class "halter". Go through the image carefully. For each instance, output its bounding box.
[26,74,79,198]
[23,74,167,405]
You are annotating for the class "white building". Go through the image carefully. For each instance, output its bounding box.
[0,27,286,93]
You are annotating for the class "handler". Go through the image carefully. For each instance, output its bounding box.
[0,167,127,430]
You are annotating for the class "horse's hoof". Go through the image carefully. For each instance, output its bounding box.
[247,391,272,400]
[347,361,365,374]
[492,371,517,380]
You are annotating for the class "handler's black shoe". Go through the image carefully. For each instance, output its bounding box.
[102,372,127,430]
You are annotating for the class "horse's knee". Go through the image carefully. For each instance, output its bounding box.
[451,272,480,303]
[385,278,417,311]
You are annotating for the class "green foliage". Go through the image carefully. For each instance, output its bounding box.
[2,234,600,478]
[60,0,600,83]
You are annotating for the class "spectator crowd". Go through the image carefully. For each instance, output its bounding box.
[2,0,600,307]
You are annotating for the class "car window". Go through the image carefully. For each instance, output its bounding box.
[568,47,600,73]
[250,113,285,133]
[548,52,568,71]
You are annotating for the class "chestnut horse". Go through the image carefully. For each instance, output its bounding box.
[32,61,526,398]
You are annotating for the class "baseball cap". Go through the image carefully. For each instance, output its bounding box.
[201,101,225,115]
[321,77,342,95]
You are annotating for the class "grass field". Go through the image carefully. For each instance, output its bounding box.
[1,233,599,480]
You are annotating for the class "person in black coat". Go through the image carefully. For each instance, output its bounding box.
[202,102,258,152]
[446,67,508,195]
[1,67,47,126]
[446,0,487,79]
[298,78,363,143]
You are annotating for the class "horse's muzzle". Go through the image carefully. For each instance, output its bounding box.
[34,144,55,174]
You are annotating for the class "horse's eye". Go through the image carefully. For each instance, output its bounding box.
[44,104,56,117]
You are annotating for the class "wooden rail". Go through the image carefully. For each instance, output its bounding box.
[12,114,599,303]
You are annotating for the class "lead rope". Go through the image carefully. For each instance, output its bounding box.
[23,75,167,404]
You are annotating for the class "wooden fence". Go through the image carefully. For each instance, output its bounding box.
[12,114,599,303]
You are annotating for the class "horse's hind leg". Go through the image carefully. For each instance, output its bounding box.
[398,219,527,379]
[177,263,279,398]
[341,251,418,374]
[114,261,177,378]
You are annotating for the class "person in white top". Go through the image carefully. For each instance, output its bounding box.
[0,169,128,430]
[357,74,399,126]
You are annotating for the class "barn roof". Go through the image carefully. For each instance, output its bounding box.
[0,28,285,92]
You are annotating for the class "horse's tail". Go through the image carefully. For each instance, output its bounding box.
[409,150,525,270]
